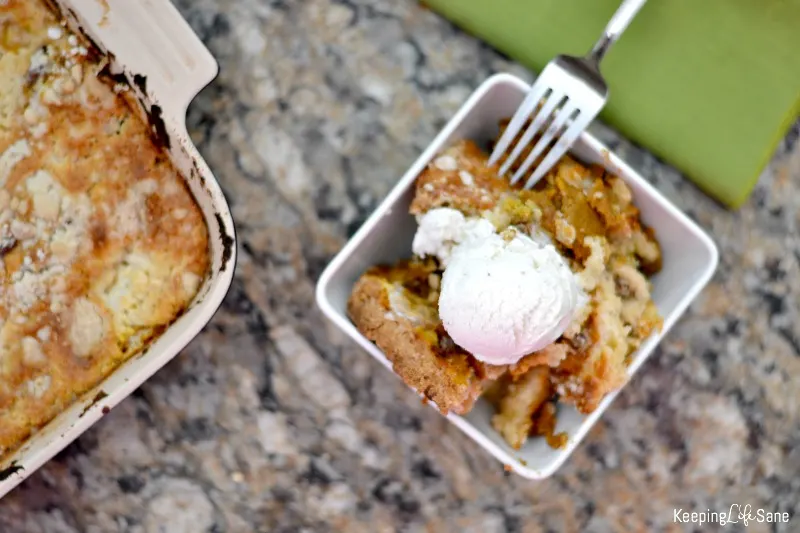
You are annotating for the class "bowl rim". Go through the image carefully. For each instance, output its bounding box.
[316,72,719,479]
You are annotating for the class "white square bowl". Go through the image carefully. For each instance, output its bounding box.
[316,73,718,479]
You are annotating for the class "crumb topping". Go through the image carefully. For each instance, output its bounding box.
[0,0,209,460]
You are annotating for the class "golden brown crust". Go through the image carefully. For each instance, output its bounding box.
[0,1,208,459]
[409,142,511,216]
[347,274,487,414]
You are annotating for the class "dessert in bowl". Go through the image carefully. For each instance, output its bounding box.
[348,135,663,450]
[317,74,718,478]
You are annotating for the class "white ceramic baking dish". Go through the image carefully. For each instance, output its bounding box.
[0,0,236,498]
[316,73,718,479]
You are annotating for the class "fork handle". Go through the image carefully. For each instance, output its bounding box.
[587,0,648,65]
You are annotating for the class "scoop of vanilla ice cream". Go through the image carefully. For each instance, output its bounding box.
[438,230,582,365]
[412,207,583,364]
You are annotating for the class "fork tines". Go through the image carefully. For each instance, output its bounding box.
[488,67,601,190]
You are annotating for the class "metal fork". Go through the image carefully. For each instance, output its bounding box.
[488,0,648,189]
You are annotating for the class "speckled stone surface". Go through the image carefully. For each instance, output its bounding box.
[1,1,798,531]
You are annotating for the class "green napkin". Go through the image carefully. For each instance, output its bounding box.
[423,0,800,208]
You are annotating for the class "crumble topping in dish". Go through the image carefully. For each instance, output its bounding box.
[348,135,663,450]
[0,0,209,459]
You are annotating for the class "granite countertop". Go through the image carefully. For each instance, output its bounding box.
[1,0,798,531]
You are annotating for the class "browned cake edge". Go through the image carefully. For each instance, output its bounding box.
[347,274,484,415]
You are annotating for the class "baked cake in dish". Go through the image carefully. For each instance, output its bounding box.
[348,131,663,450]
[0,0,208,459]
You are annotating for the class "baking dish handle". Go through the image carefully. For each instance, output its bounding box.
[64,0,218,123]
